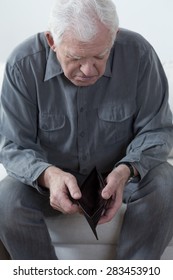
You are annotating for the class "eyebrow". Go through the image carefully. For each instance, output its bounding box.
[66,54,82,60]
[96,48,110,58]
[65,48,110,59]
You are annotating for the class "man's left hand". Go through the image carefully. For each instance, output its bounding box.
[98,165,131,224]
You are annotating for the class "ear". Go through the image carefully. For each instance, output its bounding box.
[45,31,56,51]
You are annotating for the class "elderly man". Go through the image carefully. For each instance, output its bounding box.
[0,0,173,260]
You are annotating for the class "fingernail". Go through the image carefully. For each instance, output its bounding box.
[73,192,81,199]
[102,191,110,200]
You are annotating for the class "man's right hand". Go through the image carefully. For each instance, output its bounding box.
[38,166,82,214]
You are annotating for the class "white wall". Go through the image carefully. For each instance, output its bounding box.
[114,0,173,63]
[0,0,173,63]
[0,0,53,62]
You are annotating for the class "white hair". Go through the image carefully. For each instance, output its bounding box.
[48,0,119,45]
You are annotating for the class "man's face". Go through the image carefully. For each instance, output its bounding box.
[51,25,113,86]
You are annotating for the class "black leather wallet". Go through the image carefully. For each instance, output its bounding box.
[75,167,109,240]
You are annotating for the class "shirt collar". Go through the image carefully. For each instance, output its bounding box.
[44,49,63,81]
[44,47,112,82]
[104,53,112,78]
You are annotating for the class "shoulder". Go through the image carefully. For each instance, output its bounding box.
[6,32,49,67]
[115,28,153,56]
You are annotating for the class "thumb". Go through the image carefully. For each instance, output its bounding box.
[65,176,82,200]
[101,184,114,200]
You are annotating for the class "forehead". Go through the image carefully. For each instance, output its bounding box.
[60,28,112,57]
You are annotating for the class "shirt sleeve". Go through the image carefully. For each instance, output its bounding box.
[0,62,52,187]
[116,47,173,178]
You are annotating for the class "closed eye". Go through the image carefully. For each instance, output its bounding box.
[66,55,81,61]
[95,56,105,60]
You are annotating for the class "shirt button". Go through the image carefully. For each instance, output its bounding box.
[80,107,84,112]
[80,131,85,137]
[82,155,87,161]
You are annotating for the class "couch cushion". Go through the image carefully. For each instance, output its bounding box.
[45,204,127,260]
[161,236,173,260]
[163,62,173,112]
[0,63,5,90]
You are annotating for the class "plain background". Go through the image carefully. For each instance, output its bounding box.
[0,0,173,63]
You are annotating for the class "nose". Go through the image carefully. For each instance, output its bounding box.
[80,61,97,76]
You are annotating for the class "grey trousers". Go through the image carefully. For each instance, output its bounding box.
[0,162,173,260]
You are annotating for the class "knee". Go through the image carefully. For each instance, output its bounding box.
[0,176,49,229]
[147,162,173,185]
[0,176,43,228]
[0,177,23,228]
[143,162,173,203]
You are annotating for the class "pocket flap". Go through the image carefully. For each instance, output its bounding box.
[98,104,135,122]
[40,113,65,131]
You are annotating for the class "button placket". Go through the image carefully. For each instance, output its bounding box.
[77,88,90,172]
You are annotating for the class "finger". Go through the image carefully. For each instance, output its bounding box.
[99,192,123,224]
[101,176,117,200]
[50,196,80,213]
[50,185,80,214]
[51,199,80,214]
[101,184,114,199]
[64,175,82,200]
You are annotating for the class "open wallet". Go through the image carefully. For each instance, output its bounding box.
[72,167,110,240]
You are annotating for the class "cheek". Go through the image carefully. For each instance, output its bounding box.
[96,61,107,76]
[62,62,80,78]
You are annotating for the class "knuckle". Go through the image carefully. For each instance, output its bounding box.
[50,194,57,205]
[63,205,71,213]
[65,173,77,185]
[63,204,75,214]
[49,195,61,210]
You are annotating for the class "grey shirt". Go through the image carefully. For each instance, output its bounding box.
[0,29,173,187]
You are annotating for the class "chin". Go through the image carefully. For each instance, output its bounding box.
[71,77,99,87]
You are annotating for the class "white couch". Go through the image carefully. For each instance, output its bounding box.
[0,62,173,260]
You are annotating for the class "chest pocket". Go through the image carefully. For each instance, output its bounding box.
[39,113,66,146]
[97,104,135,145]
